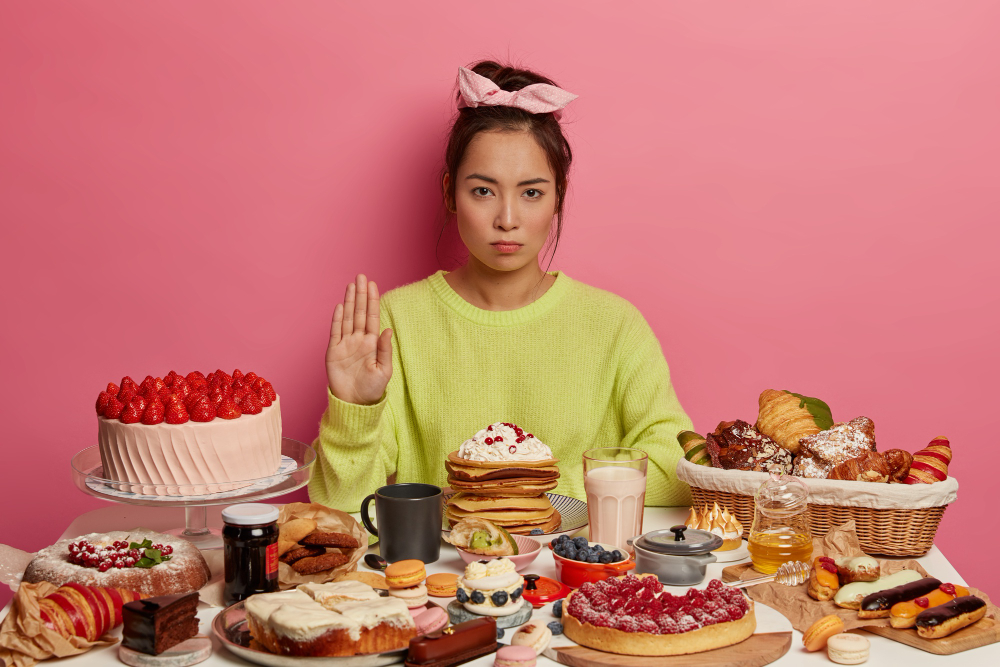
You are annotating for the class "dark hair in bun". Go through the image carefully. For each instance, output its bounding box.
[442,61,573,267]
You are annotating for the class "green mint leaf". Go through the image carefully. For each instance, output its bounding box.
[135,557,155,568]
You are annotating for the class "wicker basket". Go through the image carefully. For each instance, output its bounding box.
[677,459,957,557]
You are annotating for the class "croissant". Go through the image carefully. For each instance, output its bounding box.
[828,451,890,482]
[905,436,952,484]
[756,389,834,455]
[677,431,712,466]
[883,449,914,483]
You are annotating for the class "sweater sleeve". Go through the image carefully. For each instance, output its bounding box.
[307,311,400,512]
[614,312,694,507]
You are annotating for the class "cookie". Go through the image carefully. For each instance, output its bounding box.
[333,570,389,590]
[278,518,318,555]
[279,545,325,565]
[290,552,350,575]
[299,531,361,549]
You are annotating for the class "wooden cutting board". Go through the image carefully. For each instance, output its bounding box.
[545,632,791,667]
[722,563,1000,655]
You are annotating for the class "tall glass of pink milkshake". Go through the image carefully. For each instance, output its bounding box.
[583,448,648,550]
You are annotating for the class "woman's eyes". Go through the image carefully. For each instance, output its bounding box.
[470,188,544,199]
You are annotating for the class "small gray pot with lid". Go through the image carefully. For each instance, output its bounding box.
[627,525,721,585]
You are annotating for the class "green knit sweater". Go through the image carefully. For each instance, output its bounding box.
[308,271,693,511]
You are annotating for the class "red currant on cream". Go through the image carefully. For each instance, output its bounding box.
[509,445,517,454]
[495,436,503,443]
[98,562,111,572]
[485,437,493,445]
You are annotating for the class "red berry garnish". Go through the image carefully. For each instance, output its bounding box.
[915,597,929,607]
[261,381,277,401]
[487,425,493,431]
[257,389,272,407]
[516,437,524,443]
[166,401,189,424]
[216,396,241,420]
[244,372,258,384]
[124,557,135,567]
[117,385,136,404]
[114,560,124,568]
[509,445,517,454]
[485,437,493,445]
[106,382,120,396]
[526,434,533,438]
[98,562,111,572]
[120,376,138,393]
[141,399,165,425]
[939,583,956,595]
[152,544,163,551]
[821,562,838,574]
[189,397,217,422]
[495,436,503,443]
[818,556,835,564]
[96,391,111,416]
[86,545,95,554]
[232,369,244,383]
[241,392,262,415]
[162,545,173,555]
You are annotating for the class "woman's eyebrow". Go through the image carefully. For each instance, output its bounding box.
[465,173,550,186]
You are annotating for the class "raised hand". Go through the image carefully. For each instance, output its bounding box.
[326,274,393,405]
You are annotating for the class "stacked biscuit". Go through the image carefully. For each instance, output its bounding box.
[445,422,561,535]
[278,518,360,575]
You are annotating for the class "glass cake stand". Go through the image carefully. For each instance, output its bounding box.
[70,438,315,549]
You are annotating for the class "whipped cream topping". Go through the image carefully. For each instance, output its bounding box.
[459,558,522,596]
[298,581,380,607]
[457,422,552,462]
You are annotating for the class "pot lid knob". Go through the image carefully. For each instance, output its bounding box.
[523,574,540,591]
[670,525,687,542]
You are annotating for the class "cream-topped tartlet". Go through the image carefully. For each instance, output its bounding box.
[455,558,525,616]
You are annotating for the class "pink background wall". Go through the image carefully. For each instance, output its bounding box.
[2,1,998,609]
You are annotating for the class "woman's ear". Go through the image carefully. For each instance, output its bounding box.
[442,172,456,214]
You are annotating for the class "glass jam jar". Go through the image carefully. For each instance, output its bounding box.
[748,474,812,574]
[222,503,279,606]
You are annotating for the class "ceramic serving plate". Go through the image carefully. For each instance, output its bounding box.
[441,492,588,544]
[212,599,442,667]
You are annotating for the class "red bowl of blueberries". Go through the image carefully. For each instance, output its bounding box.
[548,536,634,588]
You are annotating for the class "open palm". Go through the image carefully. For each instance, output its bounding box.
[326,274,392,405]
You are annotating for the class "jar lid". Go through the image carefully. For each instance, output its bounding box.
[520,575,570,607]
[754,474,810,516]
[632,525,723,555]
[222,503,279,526]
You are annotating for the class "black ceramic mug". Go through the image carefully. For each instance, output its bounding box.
[360,483,443,563]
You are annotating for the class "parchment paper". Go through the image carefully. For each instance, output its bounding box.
[0,581,116,667]
[734,521,999,632]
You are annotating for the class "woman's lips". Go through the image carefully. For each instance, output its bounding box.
[492,242,521,254]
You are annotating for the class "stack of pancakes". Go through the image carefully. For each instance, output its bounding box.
[445,451,561,534]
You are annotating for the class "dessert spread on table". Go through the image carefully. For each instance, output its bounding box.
[95,369,281,495]
[446,423,562,535]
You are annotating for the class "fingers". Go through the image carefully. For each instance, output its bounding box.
[376,328,393,373]
[366,281,381,336]
[330,303,343,345]
[353,274,368,333]
[342,282,356,338]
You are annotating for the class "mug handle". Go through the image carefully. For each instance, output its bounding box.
[360,494,378,537]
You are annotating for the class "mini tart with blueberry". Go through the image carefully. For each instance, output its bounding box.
[455,559,524,616]
[562,574,756,656]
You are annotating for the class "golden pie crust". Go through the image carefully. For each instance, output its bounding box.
[562,591,756,656]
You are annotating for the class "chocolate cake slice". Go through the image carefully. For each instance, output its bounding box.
[122,592,199,655]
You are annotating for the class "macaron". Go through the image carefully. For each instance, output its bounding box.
[494,644,536,667]
[388,582,428,608]
[426,572,459,597]
[385,559,426,589]
[511,622,552,653]
[802,614,845,652]
[827,632,870,665]
[412,605,449,635]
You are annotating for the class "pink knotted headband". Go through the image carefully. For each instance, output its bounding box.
[457,67,577,119]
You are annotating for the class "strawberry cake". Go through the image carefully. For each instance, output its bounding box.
[562,574,755,656]
[95,369,281,495]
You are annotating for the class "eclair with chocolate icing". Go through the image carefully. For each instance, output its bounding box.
[404,617,497,667]
[859,577,941,619]
[915,596,987,639]
[890,583,969,629]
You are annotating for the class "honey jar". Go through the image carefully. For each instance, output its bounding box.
[748,474,812,574]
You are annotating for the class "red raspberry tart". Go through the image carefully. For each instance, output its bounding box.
[95,369,281,495]
[562,574,756,656]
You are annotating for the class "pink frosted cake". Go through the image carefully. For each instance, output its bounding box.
[95,369,281,495]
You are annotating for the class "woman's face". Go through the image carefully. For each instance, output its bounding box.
[448,130,557,273]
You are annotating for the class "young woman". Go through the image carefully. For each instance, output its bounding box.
[309,61,693,512]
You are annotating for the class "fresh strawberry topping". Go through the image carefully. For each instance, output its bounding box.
[96,391,111,416]
[939,583,956,595]
[103,396,125,419]
[120,400,143,424]
[141,400,165,425]
[165,401,189,424]
[216,396,242,420]
[915,597,929,607]
[101,370,270,423]
[818,556,836,565]
[821,562,838,574]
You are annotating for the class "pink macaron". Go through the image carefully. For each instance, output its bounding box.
[494,644,536,667]
[412,606,448,635]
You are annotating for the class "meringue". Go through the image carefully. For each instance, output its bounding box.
[685,502,744,551]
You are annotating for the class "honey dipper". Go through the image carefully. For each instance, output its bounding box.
[727,560,810,589]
